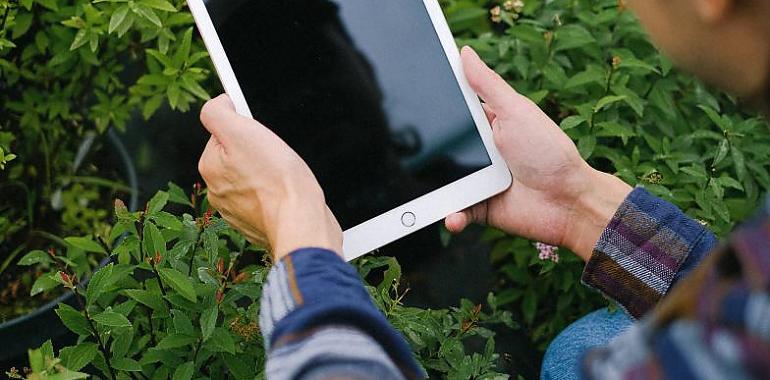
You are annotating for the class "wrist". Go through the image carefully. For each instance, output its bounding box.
[566,168,632,262]
[269,193,343,261]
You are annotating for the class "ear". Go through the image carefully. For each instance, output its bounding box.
[693,0,733,23]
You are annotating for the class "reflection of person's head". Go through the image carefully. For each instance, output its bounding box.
[627,0,770,112]
[211,0,417,228]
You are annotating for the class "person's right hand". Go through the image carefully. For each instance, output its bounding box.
[445,47,633,261]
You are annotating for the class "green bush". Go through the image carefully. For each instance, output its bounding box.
[0,0,210,319]
[10,185,515,379]
[441,0,768,355]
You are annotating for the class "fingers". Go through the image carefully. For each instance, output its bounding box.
[444,201,489,233]
[199,94,239,146]
[198,136,223,185]
[481,103,496,124]
[461,46,523,116]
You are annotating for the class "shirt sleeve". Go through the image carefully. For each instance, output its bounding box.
[259,248,426,380]
[581,187,718,319]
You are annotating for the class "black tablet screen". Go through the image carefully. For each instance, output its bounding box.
[203,0,492,229]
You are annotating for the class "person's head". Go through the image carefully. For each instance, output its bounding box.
[628,0,770,109]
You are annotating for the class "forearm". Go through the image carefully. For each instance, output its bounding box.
[580,187,717,318]
[259,248,425,380]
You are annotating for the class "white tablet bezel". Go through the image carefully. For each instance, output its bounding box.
[188,0,512,261]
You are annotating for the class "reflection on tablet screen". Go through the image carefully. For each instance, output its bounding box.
[204,0,492,230]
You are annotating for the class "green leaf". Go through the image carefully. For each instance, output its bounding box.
[200,305,218,341]
[92,310,132,328]
[553,25,596,51]
[173,310,195,336]
[156,333,196,349]
[172,361,194,380]
[143,221,166,258]
[109,5,130,34]
[173,28,193,68]
[147,190,169,214]
[124,289,166,312]
[140,0,177,12]
[593,95,626,113]
[181,74,210,100]
[577,135,596,159]
[65,236,106,254]
[18,250,54,266]
[70,29,88,51]
[12,12,34,39]
[112,357,142,371]
[143,94,164,120]
[559,116,585,131]
[167,182,193,206]
[158,267,197,301]
[86,263,114,304]
[698,105,731,131]
[31,272,60,296]
[56,304,92,335]
[204,328,236,354]
[60,343,99,371]
[713,138,729,167]
[134,5,162,27]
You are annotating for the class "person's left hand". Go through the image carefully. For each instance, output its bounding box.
[197,94,343,261]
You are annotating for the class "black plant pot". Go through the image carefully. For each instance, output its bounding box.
[0,129,139,362]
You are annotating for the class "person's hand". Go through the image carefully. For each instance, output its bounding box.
[198,95,342,261]
[445,47,633,261]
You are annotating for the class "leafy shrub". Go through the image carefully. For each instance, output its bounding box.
[0,0,211,320]
[9,185,515,379]
[442,0,768,356]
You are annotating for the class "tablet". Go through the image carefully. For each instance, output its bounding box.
[189,0,511,260]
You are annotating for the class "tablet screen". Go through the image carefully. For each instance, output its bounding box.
[203,0,492,230]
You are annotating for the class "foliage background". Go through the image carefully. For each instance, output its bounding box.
[2,0,769,378]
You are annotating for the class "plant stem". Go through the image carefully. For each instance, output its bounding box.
[72,287,117,380]
[188,227,205,276]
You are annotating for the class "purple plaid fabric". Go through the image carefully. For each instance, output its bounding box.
[582,188,770,379]
[582,187,717,318]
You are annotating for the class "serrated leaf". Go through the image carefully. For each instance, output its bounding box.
[65,236,106,254]
[158,267,196,301]
[86,263,114,305]
[56,304,92,335]
[147,190,169,214]
[156,333,196,349]
[204,328,235,354]
[714,139,729,166]
[167,182,193,206]
[18,250,54,266]
[143,221,166,258]
[60,342,98,371]
[593,95,626,113]
[112,357,142,371]
[93,310,132,328]
[200,305,218,341]
[31,272,60,296]
[172,361,194,380]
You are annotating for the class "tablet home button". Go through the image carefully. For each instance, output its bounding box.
[401,212,416,227]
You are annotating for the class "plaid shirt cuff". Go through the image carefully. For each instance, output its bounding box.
[581,187,716,318]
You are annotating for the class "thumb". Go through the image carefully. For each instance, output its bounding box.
[199,94,240,145]
[461,46,522,116]
[445,201,489,233]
